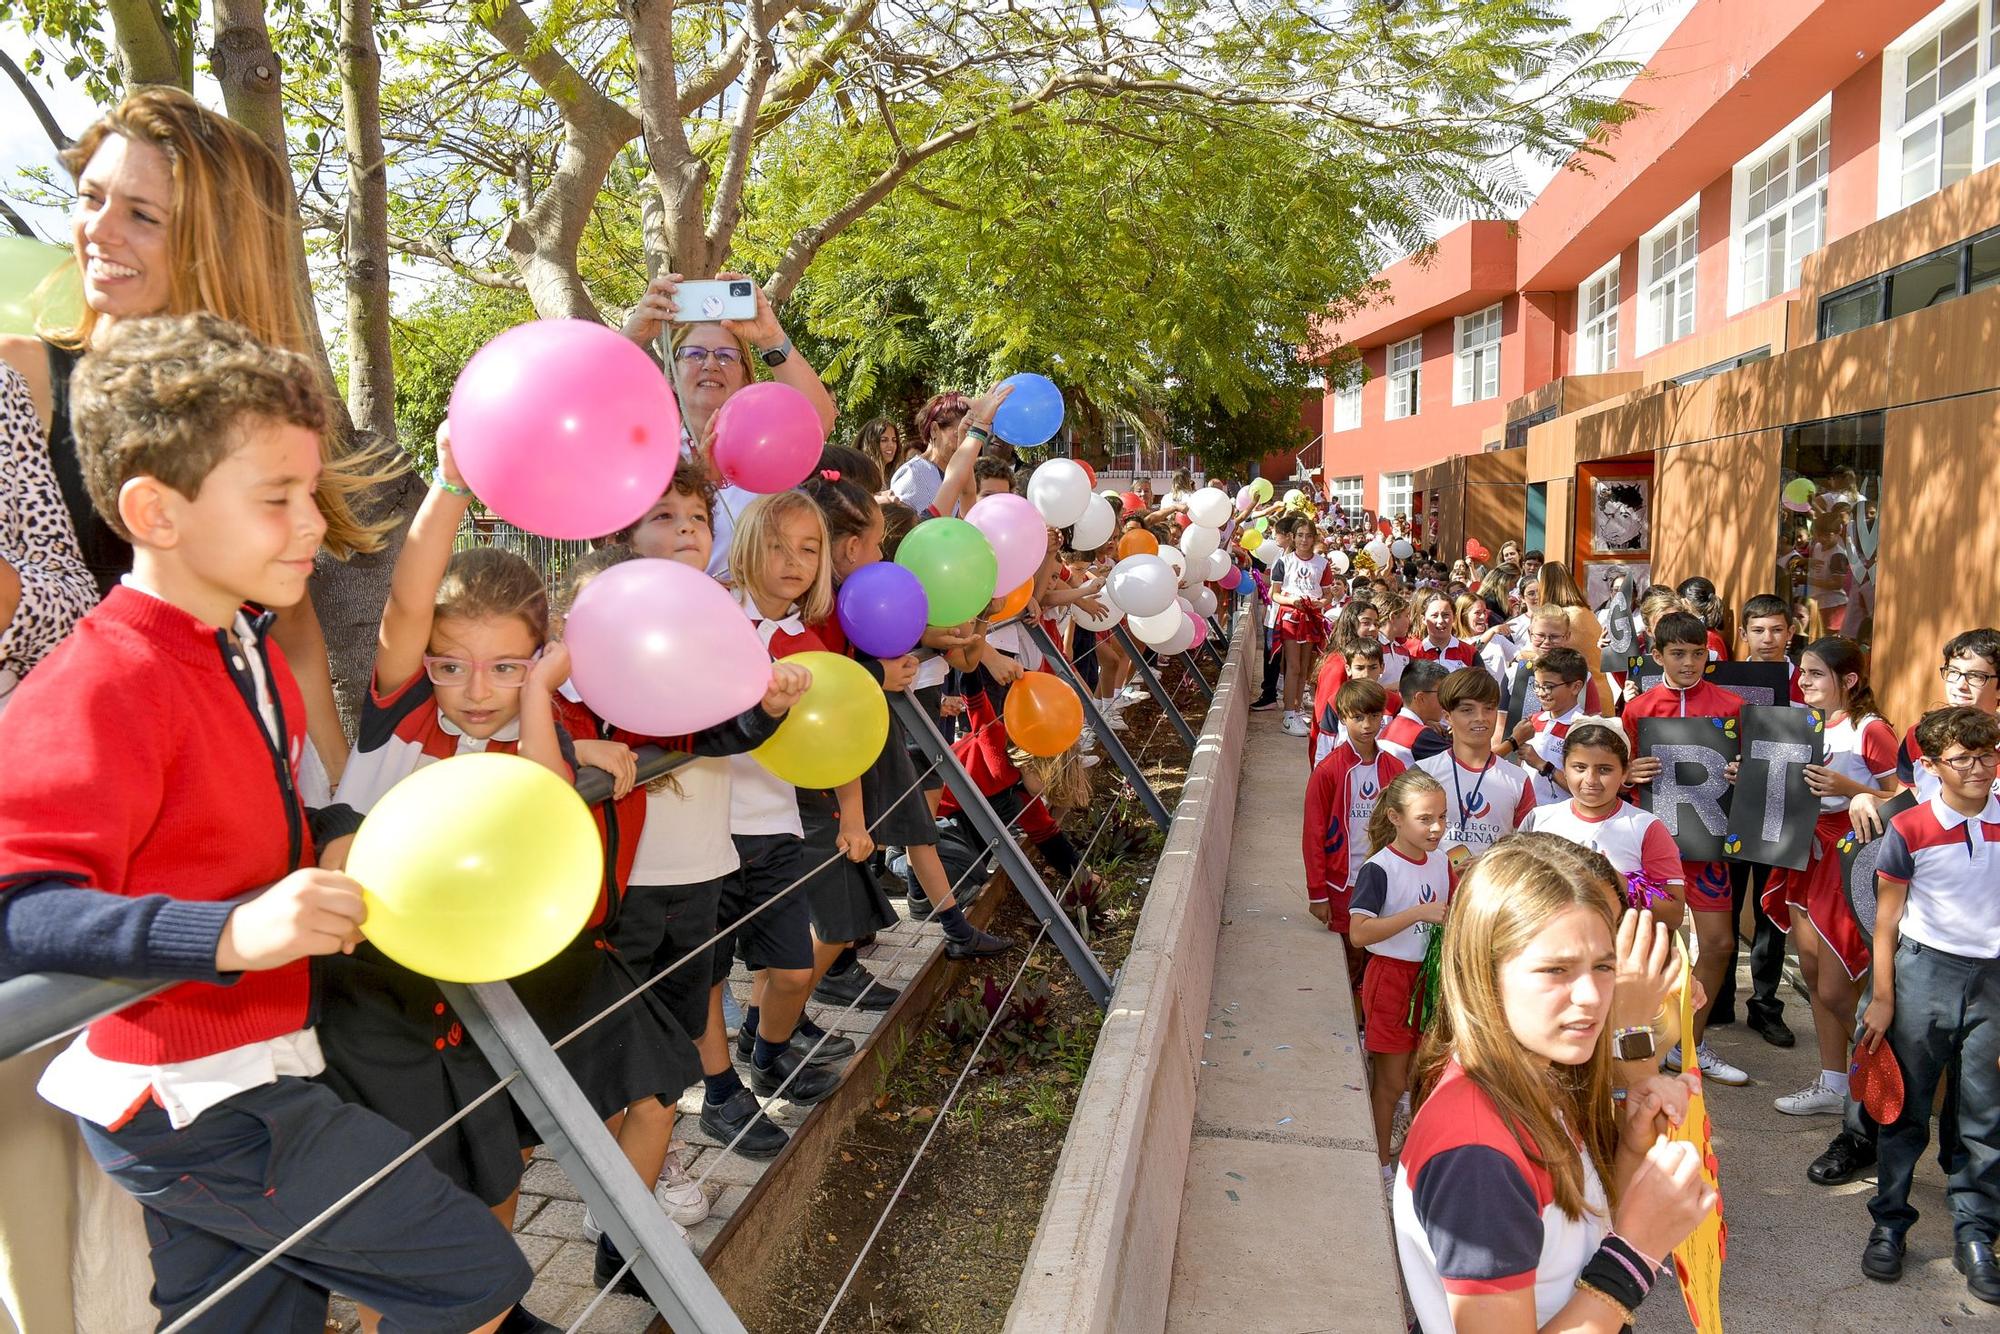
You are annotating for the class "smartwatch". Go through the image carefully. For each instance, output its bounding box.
[1611,1026,1656,1062]
[759,336,794,368]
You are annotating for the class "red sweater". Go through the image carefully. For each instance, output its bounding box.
[1619,677,1744,753]
[1302,743,1405,906]
[0,588,314,1064]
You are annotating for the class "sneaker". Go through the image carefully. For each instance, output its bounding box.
[1693,1042,1750,1087]
[698,1087,787,1158]
[1775,1078,1845,1116]
[1104,712,1128,732]
[905,887,936,922]
[1078,727,1098,753]
[657,1142,711,1226]
[1250,696,1281,712]
[749,1045,843,1104]
[1281,713,1311,737]
[1119,683,1150,704]
[1079,752,1101,769]
[813,964,899,1011]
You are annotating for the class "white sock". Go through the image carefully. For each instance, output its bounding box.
[1823,1069,1850,1095]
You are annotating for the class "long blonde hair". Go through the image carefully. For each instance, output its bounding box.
[1535,561,1587,611]
[1366,769,1443,857]
[54,87,398,557]
[728,490,834,624]
[1414,833,1624,1221]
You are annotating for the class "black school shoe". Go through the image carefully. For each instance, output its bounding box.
[1862,1225,1905,1282]
[814,963,900,1011]
[750,1045,843,1104]
[498,1305,564,1333]
[1809,1130,1876,1186]
[698,1087,789,1158]
[1749,1010,1796,1048]
[593,1235,649,1301]
[735,1022,856,1065]
[1959,1240,2000,1303]
[944,925,1014,959]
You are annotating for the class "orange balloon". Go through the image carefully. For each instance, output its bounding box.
[1003,671,1085,757]
[1117,529,1160,559]
[993,579,1032,621]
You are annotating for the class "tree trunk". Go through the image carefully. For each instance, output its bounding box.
[340,0,394,440]
[103,0,185,88]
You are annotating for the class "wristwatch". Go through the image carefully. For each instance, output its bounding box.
[1611,1026,1656,1062]
[759,335,794,368]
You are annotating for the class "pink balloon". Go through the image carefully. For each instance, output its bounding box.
[965,493,1049,594]
[710,382,825,493]
[1219,563,1243,590]
[563,558,772,735]
[1189,617,1208,649]
[448,320,680,540]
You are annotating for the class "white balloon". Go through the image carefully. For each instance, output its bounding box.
[1186,486,1232,528]
[1205,548,1231,581]
[1253,542,1280,566]
[1107,554,1178,617]
[1365,539,1392,566]
[1327,550,1351,575]
[1156,614,1200,655]
[1070,494,1117,550]
[1181,524,1220,563]
[1391,538,1414,560]
[1027,459,1092,528]
[1159,545,1188,582]
[1128,603,1186,645]
[1190,585,1218,617]
[1071,597,1124,632]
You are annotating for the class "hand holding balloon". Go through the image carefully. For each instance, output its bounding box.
[965,380,1017,433]
[763,661,813,716]
[217,868,368,972]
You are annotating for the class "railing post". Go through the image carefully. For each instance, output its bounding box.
[1181,651,1215,703]
[1023,622,1172,832]
[1111,624,1200,752]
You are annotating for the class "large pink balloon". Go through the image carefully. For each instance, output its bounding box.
[448,320,680,539]
[965,493,1049,594]
[710,382,825,493]
[563,558,772,735]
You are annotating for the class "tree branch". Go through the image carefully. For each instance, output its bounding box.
[0,49,73,151]
[103,0,186,88]
[703,0,776,256]
[0,197,35,238]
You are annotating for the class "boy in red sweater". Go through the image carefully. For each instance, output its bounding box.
[1621,609,1749,1088]
[1303,679,1406,989]
[0,317,535,1333]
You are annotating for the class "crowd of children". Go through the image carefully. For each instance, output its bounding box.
[1287,503,2000,1311]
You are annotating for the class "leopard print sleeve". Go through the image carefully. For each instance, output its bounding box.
[0,361,97,702]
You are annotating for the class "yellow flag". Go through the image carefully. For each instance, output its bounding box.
[1669,938,1726,1332]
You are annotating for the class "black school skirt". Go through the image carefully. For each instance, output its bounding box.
[798,789,899,945]
[863,708,942,848]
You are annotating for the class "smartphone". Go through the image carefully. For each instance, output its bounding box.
[672,278,758,323]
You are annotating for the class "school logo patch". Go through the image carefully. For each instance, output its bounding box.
[1417,882,1440,904]
[1836,831,1859,855]
[1461,792,1492,819]
[1722,834,1743,855]
[1360,779,1378,799]
[1710,717,1739,740]
[1699,863,1730,891]
[1324,824,1345,855]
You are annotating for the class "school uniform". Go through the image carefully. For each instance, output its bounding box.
[1415,750,1536,860]
[1379,708,1435,767]
[1302,743,1406,932]
[1274,554,1333,647]
[1622,679,1744,915]
[1762,712,1898,979]
[1351,845,1452,1054]
[1870,794,2000,1244]
[1520,703,1583,806]
[1522,799,1685,903]
[1409,635,1479,670]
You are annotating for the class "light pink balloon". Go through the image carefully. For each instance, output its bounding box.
[710,382,826,493]
[448,319,680,540]
[1189,617,1208,649]
[965,493,1049,594]
[563,558,772,735]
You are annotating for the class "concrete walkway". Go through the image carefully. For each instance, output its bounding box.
[1166,712,1405,1333]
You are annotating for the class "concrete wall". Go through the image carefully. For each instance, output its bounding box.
[1005,614,1253,1334]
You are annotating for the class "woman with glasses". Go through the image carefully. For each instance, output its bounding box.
[621,270,837,576]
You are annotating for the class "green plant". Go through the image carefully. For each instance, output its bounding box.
[939,973,1058,1072]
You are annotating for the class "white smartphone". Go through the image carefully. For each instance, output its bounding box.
[672,278,758,323]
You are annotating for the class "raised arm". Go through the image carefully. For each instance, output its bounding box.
[378,424,471,691]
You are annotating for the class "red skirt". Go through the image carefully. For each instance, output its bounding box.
[1276,604,1328,647]
[1762,811,1869,980]
[1362,954,1424,1054]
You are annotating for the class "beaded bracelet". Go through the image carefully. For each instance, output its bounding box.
[434,473,472,498]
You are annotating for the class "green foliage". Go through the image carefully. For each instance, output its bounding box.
[389,280,536,470]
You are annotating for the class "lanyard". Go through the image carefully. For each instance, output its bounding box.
[1450,754,1494,827]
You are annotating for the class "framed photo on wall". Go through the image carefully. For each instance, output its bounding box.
[1591,476,1651,553]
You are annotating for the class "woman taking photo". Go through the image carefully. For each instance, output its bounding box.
[1395,834,1715,1332]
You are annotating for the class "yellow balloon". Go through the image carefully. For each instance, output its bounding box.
[754,651,889,789]
[347,751,604,983]
[1238,526,1263,552]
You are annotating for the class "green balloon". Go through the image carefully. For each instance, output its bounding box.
[1250,477,1274,504]
[896,517,999,626]
[0,237,81,336]
[1253,517,1269,533]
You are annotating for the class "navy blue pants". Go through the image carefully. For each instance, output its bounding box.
[79,1076,529,1333]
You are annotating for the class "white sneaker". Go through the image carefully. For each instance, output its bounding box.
[1104,712,1128,732]
[1692,1042,1750,1087]
[657,1142,711,1226]
[1078,727,1098,752]
[1079,752,1102,768]
[1281,713,1311,737]
[1774,1078,1844,1116]
[1119,683,1150,703]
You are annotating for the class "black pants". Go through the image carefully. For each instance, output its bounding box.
[1258,624,1281,702]
[1869,940,2000,1242]
[1715,862,1786,1024]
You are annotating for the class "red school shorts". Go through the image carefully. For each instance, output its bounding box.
[1362,954,1426,1055]
[1683,860,1734,913]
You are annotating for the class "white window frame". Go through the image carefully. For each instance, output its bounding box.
[1879,2,2000,214]
[1453,303,1503,404]
[1326,475,1363,514]
[1639,199,1700,355]
[1575,259,1621,374]
[1331,382,1362,432]
[1731,99,1831,312]
[1385,334,1422,420]
[1380,471,1413,519]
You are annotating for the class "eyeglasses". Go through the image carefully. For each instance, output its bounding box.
[1531,679,1572,695]
[1942,666,1998,689]
[423,652,541,689]
[674,346,744,368]
[1936,751,2000,774]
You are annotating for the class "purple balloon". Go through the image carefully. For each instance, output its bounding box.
[965,492,1049,593]
[564,558,772,735]
[837,562,930,658]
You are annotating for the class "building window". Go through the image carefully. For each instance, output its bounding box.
[1668,347,1771,387]
[1641,204,1699,353]
[1380,471,1414,519]
[1737,110,1829,307]
[1326,475,1363,515]
[1576,261,1620,373]
[1107,417,1141,472]
[1332,383,1362,432]
[1385,335,1422,420]
[1777,412,1882,647]
[1814,221,2000,337]
[1453,304,1503,403]
[1887,2,2000,209]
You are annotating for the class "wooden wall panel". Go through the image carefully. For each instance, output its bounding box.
[1650,432,1781,628]
[1545,478,1573,563]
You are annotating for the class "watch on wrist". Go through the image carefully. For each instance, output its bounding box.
[1611,1026,1656,1062]
[759,335,794,368]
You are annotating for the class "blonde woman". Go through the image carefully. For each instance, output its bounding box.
[1536,562,1612,705]
[1395,834,1714,1331]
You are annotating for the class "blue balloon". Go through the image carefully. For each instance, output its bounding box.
[990,372,1065,446]
[836,561,930,658]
